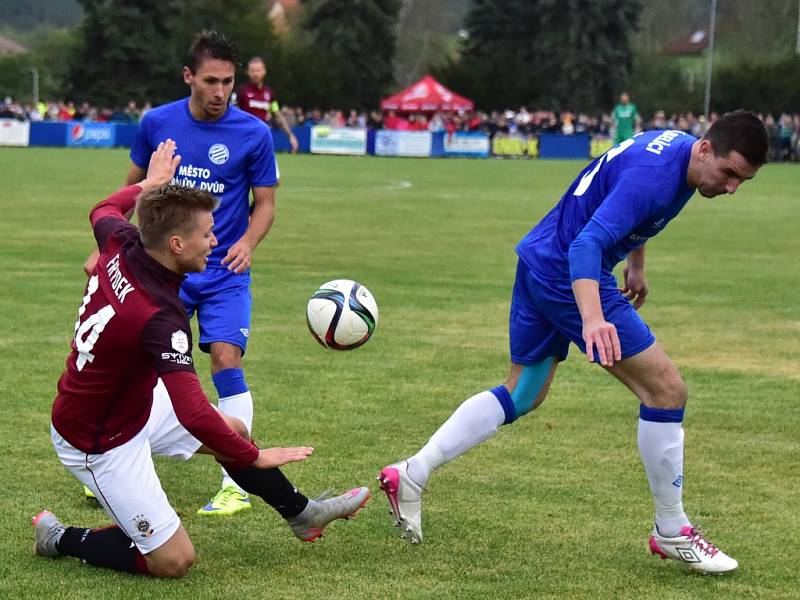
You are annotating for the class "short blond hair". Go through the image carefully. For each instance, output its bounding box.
[136,184,217,249]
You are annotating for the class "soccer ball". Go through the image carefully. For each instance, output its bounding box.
[306,279,379,350]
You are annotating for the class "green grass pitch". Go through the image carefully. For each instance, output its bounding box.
[0,148,798,599]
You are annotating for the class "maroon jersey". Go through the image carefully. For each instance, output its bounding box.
[236,82,277,122]
[52,185,258,465]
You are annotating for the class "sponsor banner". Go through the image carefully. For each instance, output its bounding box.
[492,134,539,158]
[0,119,30,146]
[310,126,367,155]
[65,121,116,147]
[443,132,490,157]
[374,130,432,157]
[538,132,590,159]
[590,136,614,158]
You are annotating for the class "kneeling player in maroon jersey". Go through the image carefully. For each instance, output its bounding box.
[33,140,369,578]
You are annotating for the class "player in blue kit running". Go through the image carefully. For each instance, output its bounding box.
[379,111,768,575]
[83,31,282,515]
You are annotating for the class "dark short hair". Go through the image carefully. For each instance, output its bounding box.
[137,185,218,249]
[186,31,240,74]
[704,110,768,167]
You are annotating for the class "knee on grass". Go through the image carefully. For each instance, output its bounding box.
[148,547,196,578]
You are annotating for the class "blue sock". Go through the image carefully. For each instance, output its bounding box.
[212,368,248,398]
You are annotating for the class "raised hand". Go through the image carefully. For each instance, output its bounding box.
[142,139,182,189]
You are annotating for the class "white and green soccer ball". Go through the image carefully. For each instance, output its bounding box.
[306,279,379,350]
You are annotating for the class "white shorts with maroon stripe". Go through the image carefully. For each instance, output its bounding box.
[51,378,204,554]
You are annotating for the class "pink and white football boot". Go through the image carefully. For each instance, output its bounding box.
[649,525,738,574]
[378,461,423,544]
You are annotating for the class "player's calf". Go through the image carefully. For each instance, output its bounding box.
[496,358,558,424]
[380,358,559,544]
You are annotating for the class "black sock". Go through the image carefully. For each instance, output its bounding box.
[224,466,309,519]
[57,525,149,574]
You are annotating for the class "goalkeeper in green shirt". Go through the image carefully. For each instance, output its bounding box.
[613,92,639,144]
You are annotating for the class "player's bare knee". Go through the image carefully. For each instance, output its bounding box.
[151,548,195,578]
[210,343,242,373]
[222,414,248,438]
[644,376,687,409]
[166,555,194,579]
[667,377,688,408]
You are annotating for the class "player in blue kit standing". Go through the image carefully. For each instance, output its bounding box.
[83,31,285,515]
[131,31,272,516]
[379,111,768,575]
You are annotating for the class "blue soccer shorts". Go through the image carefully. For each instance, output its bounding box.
[509,259,655,365]
[179,267,252,354]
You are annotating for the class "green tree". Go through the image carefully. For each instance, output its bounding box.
[627,52,704,116]
[393,0,452,88]
[713,57,800,115]
[66,0,184,106]
[436,0,642,112]
[0,28,78,103]
[66,0,280,107]
[301,0,402,108]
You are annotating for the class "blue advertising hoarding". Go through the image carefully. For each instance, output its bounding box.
[65,122,116,148]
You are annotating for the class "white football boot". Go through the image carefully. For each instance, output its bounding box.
[378,461,423,544]
[32,510,65,558]
[287,487,370,542]
[649,525,738,574]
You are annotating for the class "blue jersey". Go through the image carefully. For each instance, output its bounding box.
[516,130,696,285]
[131,98,278,268]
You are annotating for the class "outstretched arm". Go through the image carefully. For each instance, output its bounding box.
[163,371,313,470]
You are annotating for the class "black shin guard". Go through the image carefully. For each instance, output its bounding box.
[57,526,149,574]
[225,466,309,519]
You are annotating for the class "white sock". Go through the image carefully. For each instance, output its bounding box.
[638,418,691,537]
[407,390,506,488]
[219,391,253,492]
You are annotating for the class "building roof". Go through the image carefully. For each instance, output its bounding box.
[266,0,300,32]
[0,35,28,56]
[663,30,709,55]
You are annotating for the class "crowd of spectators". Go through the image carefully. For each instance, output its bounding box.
[0,97,151,124]
[2,95,798,162]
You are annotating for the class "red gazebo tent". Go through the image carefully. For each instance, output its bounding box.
[380,75,474,113]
